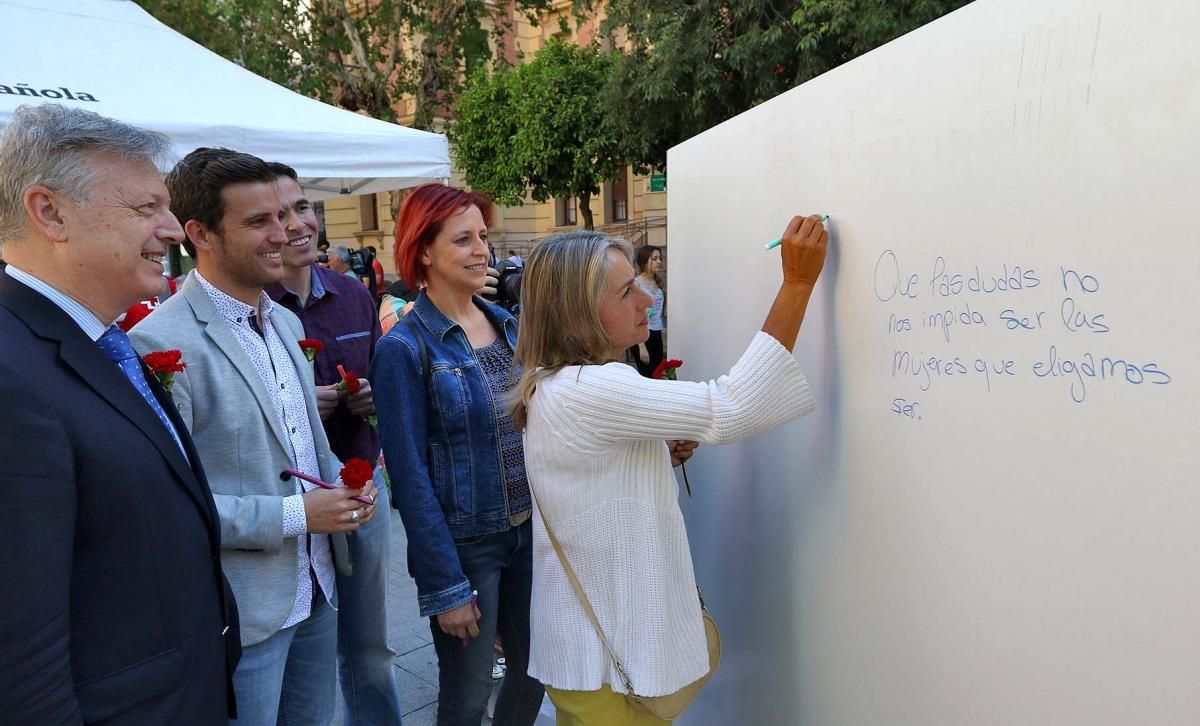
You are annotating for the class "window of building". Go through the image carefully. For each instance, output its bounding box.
[557,196,577,227]
[610,169,629,222]
[359,193,378,231]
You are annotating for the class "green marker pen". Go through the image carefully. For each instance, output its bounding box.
[764,215,829,250]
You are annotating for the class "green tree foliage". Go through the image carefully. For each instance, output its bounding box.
[137,0,553,129]
[138,0,555,218]
[790,0,976,77]
[449,39,630,229]
[583,0,975,168]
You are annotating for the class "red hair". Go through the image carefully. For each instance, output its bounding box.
[394,183,492,290]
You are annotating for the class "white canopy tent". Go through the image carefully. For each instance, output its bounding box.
[0,0,450,199]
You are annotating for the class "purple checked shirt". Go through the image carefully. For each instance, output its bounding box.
[267,264,382,466]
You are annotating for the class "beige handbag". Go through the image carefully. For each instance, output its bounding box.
[532,487,721,720]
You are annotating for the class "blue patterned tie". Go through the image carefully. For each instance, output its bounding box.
[97,325,187,459]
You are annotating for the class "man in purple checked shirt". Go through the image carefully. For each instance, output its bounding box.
[265,162,403,725]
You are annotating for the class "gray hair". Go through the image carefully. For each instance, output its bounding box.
[0,103,170,242]
[329,245,352,263]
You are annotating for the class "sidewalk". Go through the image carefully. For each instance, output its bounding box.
[334,511,556,725]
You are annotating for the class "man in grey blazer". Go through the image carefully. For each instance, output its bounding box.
[130,148,379,725]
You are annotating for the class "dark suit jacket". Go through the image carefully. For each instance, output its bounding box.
[0,271,240,724]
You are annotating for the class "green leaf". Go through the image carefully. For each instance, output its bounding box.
[449,39,635,228]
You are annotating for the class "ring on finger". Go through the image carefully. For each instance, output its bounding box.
[351,509,360,522]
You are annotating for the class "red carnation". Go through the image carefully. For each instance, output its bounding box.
[340,458,374,489]
[142,350,187,392]
[299,338,323,362]
[652,358,684,381]
[335,364,376,428]
[335,365,362,395]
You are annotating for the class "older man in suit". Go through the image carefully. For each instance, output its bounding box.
[129,147,379,725]
[0,105,239,722]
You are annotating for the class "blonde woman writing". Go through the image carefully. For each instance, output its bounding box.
[511,214,828,724]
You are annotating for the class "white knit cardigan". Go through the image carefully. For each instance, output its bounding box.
[523,331,815,696]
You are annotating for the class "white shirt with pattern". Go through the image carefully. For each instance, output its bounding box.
[195,272,335,628]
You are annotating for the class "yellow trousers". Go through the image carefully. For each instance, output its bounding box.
[545,684,672,726]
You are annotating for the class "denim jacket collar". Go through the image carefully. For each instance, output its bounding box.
[411,290,518,344]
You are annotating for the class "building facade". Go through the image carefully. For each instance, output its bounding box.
[323,1,667,278]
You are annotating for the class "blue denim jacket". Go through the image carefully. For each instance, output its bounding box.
[370,292,520,617]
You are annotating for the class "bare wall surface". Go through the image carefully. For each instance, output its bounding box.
[668,1,1200,723]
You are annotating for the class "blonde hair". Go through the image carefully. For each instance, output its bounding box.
[510,230,633,430]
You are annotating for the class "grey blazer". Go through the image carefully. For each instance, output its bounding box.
[130,273,350,647]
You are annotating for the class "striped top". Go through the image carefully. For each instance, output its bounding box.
[475,336,531,524]
[523,331,815,695]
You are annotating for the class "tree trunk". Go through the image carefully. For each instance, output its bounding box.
[414,41,440,131]
[579,191,595,230]
[389,188,410,225]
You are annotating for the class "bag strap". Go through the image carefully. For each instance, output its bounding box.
[529,485,639,695]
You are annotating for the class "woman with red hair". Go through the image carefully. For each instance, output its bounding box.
[370,183,544,724]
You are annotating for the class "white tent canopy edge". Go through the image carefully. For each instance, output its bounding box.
[0,0,450,200]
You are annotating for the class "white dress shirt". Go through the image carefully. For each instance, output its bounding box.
[4,264,108,339]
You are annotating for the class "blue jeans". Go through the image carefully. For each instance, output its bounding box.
[337,469,403,724]
[430,519,544,726]
[230,596,338,725]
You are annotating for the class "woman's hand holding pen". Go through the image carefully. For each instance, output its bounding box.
[761,213,830,352]
[780,214,829,287]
